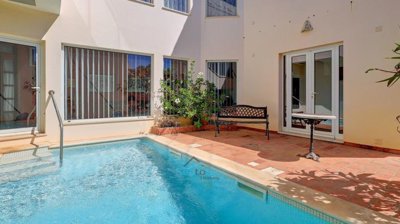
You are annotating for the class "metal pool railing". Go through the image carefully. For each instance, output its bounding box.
[47,90,64,166]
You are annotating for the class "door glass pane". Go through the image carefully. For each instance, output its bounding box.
[339,46,344,134]
[283,56,286,127]
[291,55,306,129]
[314,51,332,132]
[0,41,37,131]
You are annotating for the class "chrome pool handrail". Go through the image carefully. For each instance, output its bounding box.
[47,90,64,166]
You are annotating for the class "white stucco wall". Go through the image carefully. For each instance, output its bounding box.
[1,0,399,150]
[0,0,242,143]
[243,0,400,149]
[39,0,205,141]
[200,0,244,103]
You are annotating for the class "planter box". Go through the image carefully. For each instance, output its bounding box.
[150,124,238,135]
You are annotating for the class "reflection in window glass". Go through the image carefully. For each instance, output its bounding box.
[138,0,153,3]
[291,55,307,130]
[163,58,188,114]
[164,0,189,13]
[207,0,237,17]
[206,61,237,108]
[0,41,37,130]
[64,46,151,120]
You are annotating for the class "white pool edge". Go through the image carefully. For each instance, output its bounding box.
[147,135,399,224]
[3,133,398,224]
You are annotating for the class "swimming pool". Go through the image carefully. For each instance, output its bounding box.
[0,138,344,223]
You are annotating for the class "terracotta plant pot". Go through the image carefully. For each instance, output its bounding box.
[201,119,209,126]
[150,124,239,135]
[177,117,192,126]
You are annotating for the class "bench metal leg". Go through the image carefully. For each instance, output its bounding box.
[266,122,270,140]
[215,120,220,137]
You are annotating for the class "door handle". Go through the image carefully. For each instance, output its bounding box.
[31,87,40,92]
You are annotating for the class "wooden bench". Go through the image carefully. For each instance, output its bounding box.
[215,105,269,139]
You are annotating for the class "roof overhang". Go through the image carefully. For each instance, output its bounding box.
[5,0,60,14]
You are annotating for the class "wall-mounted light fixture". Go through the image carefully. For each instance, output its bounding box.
[301,20,313,33]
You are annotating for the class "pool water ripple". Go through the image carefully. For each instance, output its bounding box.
[0,139,337,224]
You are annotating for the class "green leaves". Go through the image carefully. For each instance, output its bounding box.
[393,43,400,53]
[365,68,376,73]
[159,62,225,128]
[376,73,400,87]
[366,42,400,87]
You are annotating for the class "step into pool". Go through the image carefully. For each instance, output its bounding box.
[0,138,345,224]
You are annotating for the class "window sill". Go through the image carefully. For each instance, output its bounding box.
[205,15,240,19]
[64,117,154,126]
[130,0,155,7]
[162,7,190,16]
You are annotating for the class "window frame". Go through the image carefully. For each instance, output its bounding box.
[131,0,155,7]
[163,57,189,82]
[162,57,189,115]
[163,0,191,15]
[205,60,238,107]
[206,0,238,17]
[0,36,41,135]
[61,44,154,124]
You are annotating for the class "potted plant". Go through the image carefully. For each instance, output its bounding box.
[159,78,191,126]
[159,63,224,129]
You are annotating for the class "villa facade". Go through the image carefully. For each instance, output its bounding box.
[0,0,399,151]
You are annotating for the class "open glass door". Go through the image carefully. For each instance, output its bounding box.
[284,45,342,140]
[285,54,308,132]
[0,40,38,134]
[313,50,333,133]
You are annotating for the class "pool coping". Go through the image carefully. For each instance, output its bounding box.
[2,134,399,224]
[146,135,400,224]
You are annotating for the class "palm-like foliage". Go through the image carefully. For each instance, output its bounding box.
[366,43,400,87]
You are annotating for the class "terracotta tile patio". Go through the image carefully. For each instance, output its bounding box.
[164,129,400,220]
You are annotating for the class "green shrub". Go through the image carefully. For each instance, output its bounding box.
[159,63,224,128]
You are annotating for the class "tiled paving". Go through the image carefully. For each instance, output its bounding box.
[164,129,400,220]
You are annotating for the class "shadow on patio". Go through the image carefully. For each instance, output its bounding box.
[164,129,400,220]
[286,170,400,219]
[182,129,397,162]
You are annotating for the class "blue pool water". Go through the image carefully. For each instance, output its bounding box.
[0,138,341,224]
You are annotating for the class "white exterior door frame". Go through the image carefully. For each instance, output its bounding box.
[0,36,41,135]
[283,44,342,140]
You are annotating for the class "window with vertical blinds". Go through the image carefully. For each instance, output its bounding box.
[207,0,237,17]
[164,0,189,13]
[163,58,188,114]
[206,61,237,107]
[64,46,152,120]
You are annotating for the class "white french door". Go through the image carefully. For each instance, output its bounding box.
[0,37,40,134]
[283,45,343,140]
